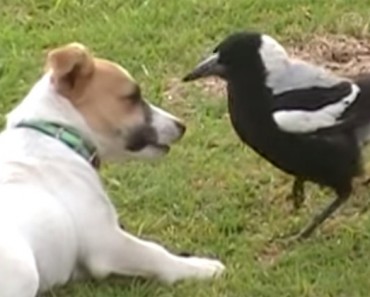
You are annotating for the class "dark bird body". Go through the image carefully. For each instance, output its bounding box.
[183,32,370,238]
[227,76,361,192]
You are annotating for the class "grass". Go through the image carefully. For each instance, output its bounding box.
[1,0,370,296]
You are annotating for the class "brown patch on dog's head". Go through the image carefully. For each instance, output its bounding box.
[45,42,185,160]
[46,42,147,139]
[46,43,95,97]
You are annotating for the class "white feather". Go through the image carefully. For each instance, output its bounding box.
[273,84,360,133]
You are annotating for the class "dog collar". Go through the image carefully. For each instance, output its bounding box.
[16,120,101,169]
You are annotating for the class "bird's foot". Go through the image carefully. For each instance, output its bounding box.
[268,231,302,249]
[286,192,306,210]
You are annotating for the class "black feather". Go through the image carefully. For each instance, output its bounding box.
[272,82,352,111]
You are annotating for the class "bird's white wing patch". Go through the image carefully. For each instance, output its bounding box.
[273,84,360,133]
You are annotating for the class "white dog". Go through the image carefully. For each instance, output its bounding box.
[0,43,225,297]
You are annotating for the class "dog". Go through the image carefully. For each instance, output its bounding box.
[0,43,225,297]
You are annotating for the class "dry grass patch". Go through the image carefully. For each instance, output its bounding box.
[288,34,370,77]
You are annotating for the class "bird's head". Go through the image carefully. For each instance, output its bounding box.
[183,31,289,83]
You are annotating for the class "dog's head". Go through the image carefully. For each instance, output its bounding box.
[45,43,186,160]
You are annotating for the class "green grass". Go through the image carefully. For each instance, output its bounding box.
[2,0,370,296]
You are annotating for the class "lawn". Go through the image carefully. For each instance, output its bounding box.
[1,0,370,296]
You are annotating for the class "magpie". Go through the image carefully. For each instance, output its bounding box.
[182,31,370,239]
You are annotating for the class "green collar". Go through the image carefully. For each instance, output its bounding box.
[16,120,100,169]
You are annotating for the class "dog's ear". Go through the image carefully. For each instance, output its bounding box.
[46,42,94,95]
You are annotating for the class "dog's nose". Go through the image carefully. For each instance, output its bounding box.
[175,120,186,136]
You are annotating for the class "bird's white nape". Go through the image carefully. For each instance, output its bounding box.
[259,35,343,95]
[258,35,289,77]
[272,84,360,133]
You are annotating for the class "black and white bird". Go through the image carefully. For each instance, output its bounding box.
[182,31,370,239]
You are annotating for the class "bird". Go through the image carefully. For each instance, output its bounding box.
[182,31,370,239]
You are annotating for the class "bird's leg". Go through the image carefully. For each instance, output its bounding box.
[296,189,351,240]
[286,178,306,209]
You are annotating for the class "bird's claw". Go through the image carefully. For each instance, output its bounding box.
[268,231,301,249]
[285,192,305,210]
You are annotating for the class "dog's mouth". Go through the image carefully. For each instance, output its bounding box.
[125,126,172,154]
[148,143,171,154]
[151,143,170,153]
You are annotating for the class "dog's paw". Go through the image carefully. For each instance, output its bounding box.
[161,256,225,284]
[185,256,225,279]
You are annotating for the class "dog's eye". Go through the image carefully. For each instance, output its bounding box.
[127,92,141,101]
[126,86,142,102]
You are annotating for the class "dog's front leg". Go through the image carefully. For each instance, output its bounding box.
[86,228,225,284]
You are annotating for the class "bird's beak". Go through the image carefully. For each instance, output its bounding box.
[182,53,225,82]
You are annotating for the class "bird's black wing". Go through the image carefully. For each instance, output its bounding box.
[271,81,360,134]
